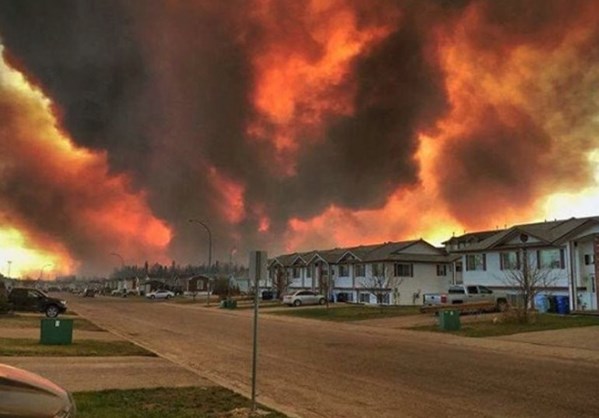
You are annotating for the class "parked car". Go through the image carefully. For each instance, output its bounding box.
[422,285,509,311]
[7,288,67,318]
[83,288,95,298]
[0,362,76,417]
[283,290,326,307]
[146,289,175,300]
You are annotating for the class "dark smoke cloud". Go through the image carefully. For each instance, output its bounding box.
[0,0,453,267]
[1,0,598,271]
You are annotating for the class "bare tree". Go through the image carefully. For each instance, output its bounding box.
[501,253,560,323]
[360,266,404,307]
[273,267,291,300]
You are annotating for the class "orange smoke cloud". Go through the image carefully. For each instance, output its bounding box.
[0,44,172,276]
[280,1,599,252]
[427,0,599,229]
[246,0,399,172]
[206,166,246,224]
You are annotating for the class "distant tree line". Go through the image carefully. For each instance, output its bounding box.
[110,261,248,279]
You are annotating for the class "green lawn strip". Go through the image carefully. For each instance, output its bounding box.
[0,338,155,357]
[73,386,286,418]
[269,305,421,322]
[0,314,104,331]
[411,314,599,337]
[235,302,284,310]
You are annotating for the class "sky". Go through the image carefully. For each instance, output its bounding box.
[0,0,598,278]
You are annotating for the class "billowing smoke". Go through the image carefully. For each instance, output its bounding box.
[1,0,598,275]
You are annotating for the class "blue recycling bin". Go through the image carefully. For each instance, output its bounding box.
[556,295,570,314]
[534,294,549,313]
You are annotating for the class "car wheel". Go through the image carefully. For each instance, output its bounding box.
[150,295,155,300]
[319,298,326,305]
[45,305,59,318]
[166,295,171,300]
[293,299,302,307]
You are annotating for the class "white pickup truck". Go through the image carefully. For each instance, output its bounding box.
[422,285,509,311]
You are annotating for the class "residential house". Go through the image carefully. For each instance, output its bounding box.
[447,217,599,311]
[268,240,453,305]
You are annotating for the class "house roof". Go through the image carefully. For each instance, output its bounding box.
[455,216,599,252]
[271,239,451,265]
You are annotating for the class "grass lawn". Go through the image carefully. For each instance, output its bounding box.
[74,386,286,418]
[0,314,104,331]
[269,304,421,322]
[235,301,284,310]
[0,338,155,357]
[412,314,599,337]
[169,296,220,305]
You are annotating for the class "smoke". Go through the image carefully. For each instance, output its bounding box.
[1,0,598,274]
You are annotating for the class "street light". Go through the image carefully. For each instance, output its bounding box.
[188,219,213,306]
[39,264,53,280]
[188,219,212,269]
[109,252,125,267]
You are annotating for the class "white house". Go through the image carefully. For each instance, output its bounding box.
[446,217,599,311]
[268,240,454,305]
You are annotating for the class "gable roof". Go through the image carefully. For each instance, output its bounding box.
[456,216,599,252]
[271,239,450,265]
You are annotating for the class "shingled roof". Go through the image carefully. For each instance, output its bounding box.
[454,216,599,252]
[270,239,451,266]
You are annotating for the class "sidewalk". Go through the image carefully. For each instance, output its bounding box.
[0,356,213,392]
[0,316,214,392]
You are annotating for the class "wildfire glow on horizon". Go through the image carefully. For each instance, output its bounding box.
[1,0,599,278]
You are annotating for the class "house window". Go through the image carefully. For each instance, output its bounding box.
[381,293,390,304]
[466,254,486,271]
[306,266,312,278]
[500,252,520,270]
[354,264,365,277]
[292,267,301,278]
[537,249,564,269]
[371,263,386,277]
[436,264,447,276]
[359,293,370,303]
[584,254,595,265]
[393,263,413,277]
[338,264,349,277]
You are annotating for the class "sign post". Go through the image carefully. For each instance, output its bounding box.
[249,250,267,412]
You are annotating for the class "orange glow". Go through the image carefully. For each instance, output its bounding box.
[207,166,246,224]
[0,44,172,276]
[247,0,399,171]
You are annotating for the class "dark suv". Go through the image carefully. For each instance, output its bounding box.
[8,288,68,318]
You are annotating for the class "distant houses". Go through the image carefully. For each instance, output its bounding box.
[267,216,599,310]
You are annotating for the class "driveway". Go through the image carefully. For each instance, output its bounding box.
[68,296,599,418]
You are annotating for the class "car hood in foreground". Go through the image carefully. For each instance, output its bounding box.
[0,363,74,417]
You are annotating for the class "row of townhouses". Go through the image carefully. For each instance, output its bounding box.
[266,216,599,311]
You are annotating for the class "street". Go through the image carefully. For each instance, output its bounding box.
[69,296,599,418]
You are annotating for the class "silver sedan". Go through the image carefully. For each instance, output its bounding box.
[283,290,326,307]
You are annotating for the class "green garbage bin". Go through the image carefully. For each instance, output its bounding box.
[40,318,73,345]
[438,309,461,331]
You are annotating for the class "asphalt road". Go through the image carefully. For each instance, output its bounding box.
[69,296,599,418]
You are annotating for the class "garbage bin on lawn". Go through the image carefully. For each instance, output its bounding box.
[219,299,237,309]
[556,295,570,315]
[547,295,558,313]
[534,294,549,313]
[438,310,461,331]
[40,318,73,345]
